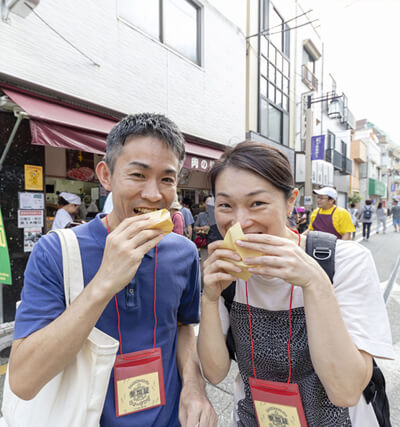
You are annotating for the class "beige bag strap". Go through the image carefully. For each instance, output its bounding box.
[50,229,84,306]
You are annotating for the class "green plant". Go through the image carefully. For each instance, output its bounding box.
[348,193,362,205]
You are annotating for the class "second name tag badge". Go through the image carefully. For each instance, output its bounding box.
[249,377,307,427]
[114,347,166,417]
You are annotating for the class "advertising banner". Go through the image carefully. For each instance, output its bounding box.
[0,208,12,285]
[311,135,325,161]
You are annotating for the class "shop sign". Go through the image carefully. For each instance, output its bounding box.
[0,208,12,285]
[24,164,43,191]
[183,155,215,172]
[311,135,325,161]
[18,192,44,210]
[23,227,42,253]
[18,210,43,228]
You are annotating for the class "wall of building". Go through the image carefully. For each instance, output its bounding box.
[0,0,246,145]
[0,113,45,321]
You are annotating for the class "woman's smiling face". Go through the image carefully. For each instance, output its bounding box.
[214,167,296,238]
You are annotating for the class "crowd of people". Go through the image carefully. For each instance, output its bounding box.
[6,113,395,427]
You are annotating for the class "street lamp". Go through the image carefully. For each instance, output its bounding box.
[304,92,345,208]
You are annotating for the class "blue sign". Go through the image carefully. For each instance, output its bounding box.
[311,135,325,160]
[392,183,396,192]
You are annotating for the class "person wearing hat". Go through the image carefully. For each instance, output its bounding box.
[51,192,82,230]
[169,199,185,235]
[308,187,355,240]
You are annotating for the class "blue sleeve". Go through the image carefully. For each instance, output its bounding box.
[188,211,194,226]
[14,233,65,340]
[177,248,200,324]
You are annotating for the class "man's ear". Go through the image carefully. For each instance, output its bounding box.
[96,161,112,192]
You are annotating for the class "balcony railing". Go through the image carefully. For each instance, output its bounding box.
[302,64,318,91]
[325,149,352,175]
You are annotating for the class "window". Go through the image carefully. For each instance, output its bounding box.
[268,104,282,142]
[118,0,201,65]
[303,49,315,73]
[118,0,160,39]
[327,131,335,150]
[259,3,290,145]
[263,2,289,57]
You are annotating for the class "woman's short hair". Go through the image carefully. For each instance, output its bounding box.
[365,199,372,205]
[209,141,294,199]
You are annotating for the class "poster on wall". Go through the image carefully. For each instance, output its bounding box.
[0,208,12,285]
[24,164,43,191]
[18,210,44,228]
[18,192,45,210]
[67,150,95,182]
[23,228,42,253]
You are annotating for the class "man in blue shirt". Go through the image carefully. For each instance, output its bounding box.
[9,114,217,426]
[180,198,194,239]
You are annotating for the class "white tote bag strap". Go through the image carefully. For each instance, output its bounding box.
[50,229,84,306]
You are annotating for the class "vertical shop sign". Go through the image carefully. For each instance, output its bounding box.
[311,135,325,161]
[24,164,43,191]
[0,208,12,285]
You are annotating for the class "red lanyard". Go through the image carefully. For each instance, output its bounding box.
[246,229,301,387]
[105,215,158,357]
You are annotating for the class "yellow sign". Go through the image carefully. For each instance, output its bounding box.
[254,400,302,427]
[116,372,161,416]
[24,165,43,191]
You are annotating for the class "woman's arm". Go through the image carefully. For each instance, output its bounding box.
[197,242,240,385]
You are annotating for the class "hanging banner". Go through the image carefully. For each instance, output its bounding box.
[24,164,43,191]
[0,208,12,285]
[311,135,325,161]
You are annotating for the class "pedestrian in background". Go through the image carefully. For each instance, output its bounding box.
[359,200,375,241]
[307,187,355,240]
[392,199,400,232]
[179,197,194,239]
[376,202,387,235]
[51,192,82,230]
[296,206,309,234]
[169,199,185,235]
[348,203,359,240]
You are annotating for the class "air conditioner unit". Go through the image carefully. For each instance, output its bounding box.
[5,0,39,18]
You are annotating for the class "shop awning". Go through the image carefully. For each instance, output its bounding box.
[3,88,117,154]
[184,141,224,160]
[2,87,226,159]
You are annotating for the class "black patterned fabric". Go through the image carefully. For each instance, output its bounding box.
[231,302,352,426]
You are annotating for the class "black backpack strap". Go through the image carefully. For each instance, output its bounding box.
[221,282,237,361]
[305,231,337,282]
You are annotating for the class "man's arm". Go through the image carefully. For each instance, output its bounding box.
[177,324,217,427]
[9,216,164,400]
[187,224,193,240]
[341,233,351,240]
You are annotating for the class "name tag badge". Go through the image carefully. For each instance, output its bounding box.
[249,377,308,427]
[114,347,166,417]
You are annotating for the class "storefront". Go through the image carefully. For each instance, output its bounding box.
[0,84,225,320]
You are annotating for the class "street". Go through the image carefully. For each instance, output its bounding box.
[0,222,399,424]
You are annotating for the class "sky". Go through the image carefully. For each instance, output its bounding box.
[307,0,400,145]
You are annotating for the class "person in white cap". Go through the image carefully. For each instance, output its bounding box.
[308,187,355,240]
[51,192,81,230]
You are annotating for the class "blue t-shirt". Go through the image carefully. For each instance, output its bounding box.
[15,214,201,427]
[180,207,194,228]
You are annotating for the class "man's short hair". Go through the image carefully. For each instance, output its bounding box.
[105,113,186,173]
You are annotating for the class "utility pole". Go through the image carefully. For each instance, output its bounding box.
[304,95,313,209]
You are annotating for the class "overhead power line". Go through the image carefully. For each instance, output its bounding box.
[25,3,100,67]
[247,9,315,39]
